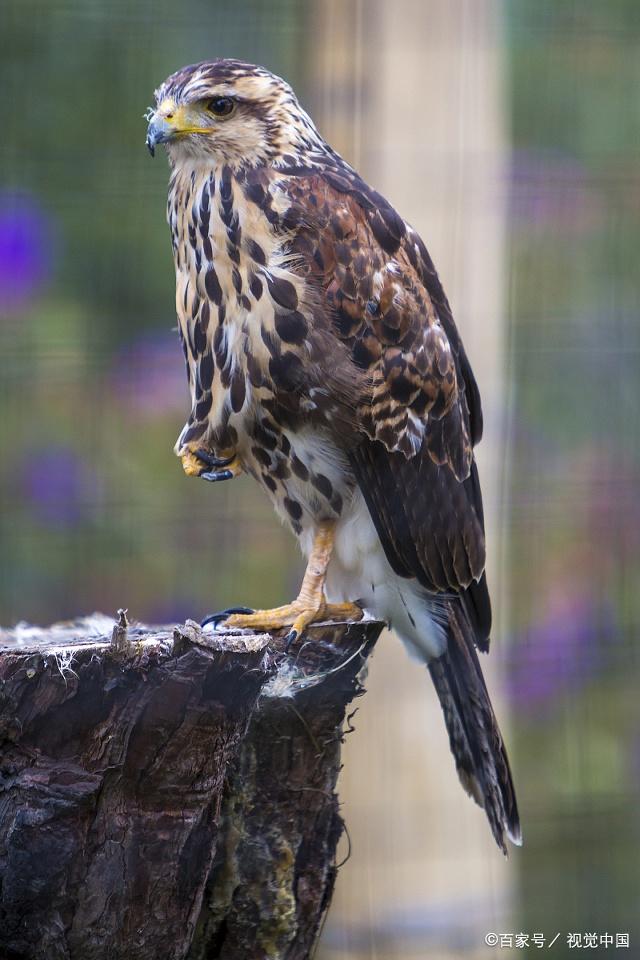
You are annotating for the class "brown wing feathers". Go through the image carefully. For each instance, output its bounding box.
[287,164,488,604]
[349,441,485,594]
[287,171,472,471]
[286,162,519,850]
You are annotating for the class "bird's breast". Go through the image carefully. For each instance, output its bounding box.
[169,162,355,530]
[170,164,296,441]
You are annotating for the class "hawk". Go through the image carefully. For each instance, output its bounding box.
[146,59,520,853]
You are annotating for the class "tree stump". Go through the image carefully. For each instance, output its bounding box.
[0,612,383,960]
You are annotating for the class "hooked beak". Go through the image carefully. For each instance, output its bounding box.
[146,115,175,157]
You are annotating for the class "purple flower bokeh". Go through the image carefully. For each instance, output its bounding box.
[110,331,188,417]
[505,591,617,714]
[20,445,99,528]
[0,192,54,313]
[509,148,604,232]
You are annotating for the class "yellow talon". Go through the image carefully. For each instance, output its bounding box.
[209,455,243,480]
[181,449,206,477]
[225,599,362,636]
[178,446,244,481]
[224,521,363,640]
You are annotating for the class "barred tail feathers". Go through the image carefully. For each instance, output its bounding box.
[428,599,521,854]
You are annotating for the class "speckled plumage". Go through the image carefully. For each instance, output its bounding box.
[147,59,520,852]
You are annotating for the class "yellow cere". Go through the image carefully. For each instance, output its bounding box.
[156,99,216,137]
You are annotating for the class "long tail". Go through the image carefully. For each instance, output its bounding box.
[428,598,521,854]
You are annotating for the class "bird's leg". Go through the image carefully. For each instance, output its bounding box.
[224,520,363,644]
[179,445,243,483]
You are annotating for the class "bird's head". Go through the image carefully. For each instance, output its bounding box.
[146,59,322,168]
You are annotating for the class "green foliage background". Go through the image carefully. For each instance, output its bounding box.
[0,0,310,624]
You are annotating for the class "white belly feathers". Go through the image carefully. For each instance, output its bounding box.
[289,427,447,662]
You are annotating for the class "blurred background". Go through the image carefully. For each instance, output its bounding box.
[1,0,639,956]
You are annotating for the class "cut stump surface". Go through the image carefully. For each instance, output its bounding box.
[0,614,383,960]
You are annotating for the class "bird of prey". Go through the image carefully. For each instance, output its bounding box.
[146,59,520,853]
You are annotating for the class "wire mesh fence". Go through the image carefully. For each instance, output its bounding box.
[1,0,638,956]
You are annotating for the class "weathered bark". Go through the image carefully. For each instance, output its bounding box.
[0,613,382,960]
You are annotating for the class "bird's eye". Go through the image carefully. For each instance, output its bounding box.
[206,97,236,118]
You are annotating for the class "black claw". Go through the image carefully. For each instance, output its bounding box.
[200,469,233,482]
[283,629,298,649]
[201,606,255,630]
[196,448,234,469]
